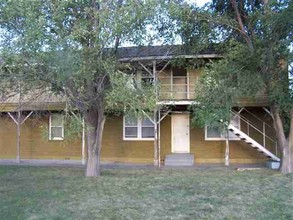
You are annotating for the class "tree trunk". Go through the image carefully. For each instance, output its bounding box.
[271,106,293,174]
[85,106,106,177]
[283,110,293,173]
[280,141,291,174]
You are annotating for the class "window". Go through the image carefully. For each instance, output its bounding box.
[205,115,240,141]
[49,114,64,140]
[172,67,188,99]
[136,70,154,88]
[141,72,154,86]
[123,115,154,140]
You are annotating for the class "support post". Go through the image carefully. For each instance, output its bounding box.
[154,112,158,166]
[153,60,159,166]
[263,122,266,148]
[16,109,20,163]
[158,107,161,168]
[82,117,86,165]
[247,123,249,136]
[225,130,230,166]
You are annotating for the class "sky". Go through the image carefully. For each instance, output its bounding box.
[186,0,211,7]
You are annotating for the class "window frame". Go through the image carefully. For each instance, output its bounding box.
[49,113,64,141]
[123,116,154,141]
[205,115,241,141]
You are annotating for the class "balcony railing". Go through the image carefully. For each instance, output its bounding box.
[158,75,198,100]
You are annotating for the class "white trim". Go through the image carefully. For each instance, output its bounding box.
[119,54,222,62]
[123,116,155,141]
[123,138,154,141]
[49,113,64,141]
[157,100,197,105]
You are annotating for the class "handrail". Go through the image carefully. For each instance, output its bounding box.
[231,110,275,145]
[241,108,273,129]
[231,110,273,134]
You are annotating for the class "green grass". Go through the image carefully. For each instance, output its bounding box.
[0,166,292,220]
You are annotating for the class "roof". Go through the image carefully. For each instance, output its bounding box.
[116,45,219,61]
[0,89,66,112]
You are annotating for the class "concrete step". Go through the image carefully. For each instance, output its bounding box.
[165,153,194,166]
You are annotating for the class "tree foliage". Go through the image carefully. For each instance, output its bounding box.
[187,0,292,173]
[0,0,159,176]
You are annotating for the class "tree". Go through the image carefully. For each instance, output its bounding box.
[174,0,293,173]
[0,0,158,177]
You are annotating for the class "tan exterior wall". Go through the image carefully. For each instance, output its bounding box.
[0,115,82,160]
[0,109,275,164]
[101,116,154,163]
[159,114,270,164]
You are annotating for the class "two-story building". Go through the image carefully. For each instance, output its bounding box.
[0,45,280,166]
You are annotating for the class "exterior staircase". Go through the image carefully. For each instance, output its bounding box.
[228,124,280,162]
[164,153,194,166]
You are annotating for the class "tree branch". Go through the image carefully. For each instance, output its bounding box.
[230,0,254,51]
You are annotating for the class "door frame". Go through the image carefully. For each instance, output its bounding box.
[171,113,190,153]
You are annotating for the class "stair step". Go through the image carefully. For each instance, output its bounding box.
[165,154,194,166]
[165,162,194,166]
[165,153,194,160]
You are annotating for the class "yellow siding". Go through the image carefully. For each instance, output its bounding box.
[0,115,82,160]
[101,116,154,163]
[0,110,274,164]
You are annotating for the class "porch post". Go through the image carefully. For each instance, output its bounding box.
[8,110,33,163]
[158,107,161,168]
[153,60,159,166]
[16,109,21,163]
[82,117,86,165]
[225,130,230,166]
[154,112,158,166]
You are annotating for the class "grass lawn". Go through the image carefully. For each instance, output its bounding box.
[0,166,292,220]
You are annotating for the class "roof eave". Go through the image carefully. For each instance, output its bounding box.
[118,54,222,62]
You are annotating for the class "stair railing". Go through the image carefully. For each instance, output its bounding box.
[230,110,277,153]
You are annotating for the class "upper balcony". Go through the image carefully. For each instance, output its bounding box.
[136,65,269,106]
[157,67,201,100]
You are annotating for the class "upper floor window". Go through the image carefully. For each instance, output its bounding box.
[123,115,154,140]
[141,72,154,86]
[49,114,64,140]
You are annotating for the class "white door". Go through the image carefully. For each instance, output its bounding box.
[172,114,190,153]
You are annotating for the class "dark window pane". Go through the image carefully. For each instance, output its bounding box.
[51,127,63,139]
[142,127,154,138]
[207,126,221,138]
[125,127,138,138]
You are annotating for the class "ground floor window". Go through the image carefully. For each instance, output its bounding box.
[205,115,240,141]
[49,114,64,140]
[123,115,154,140]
